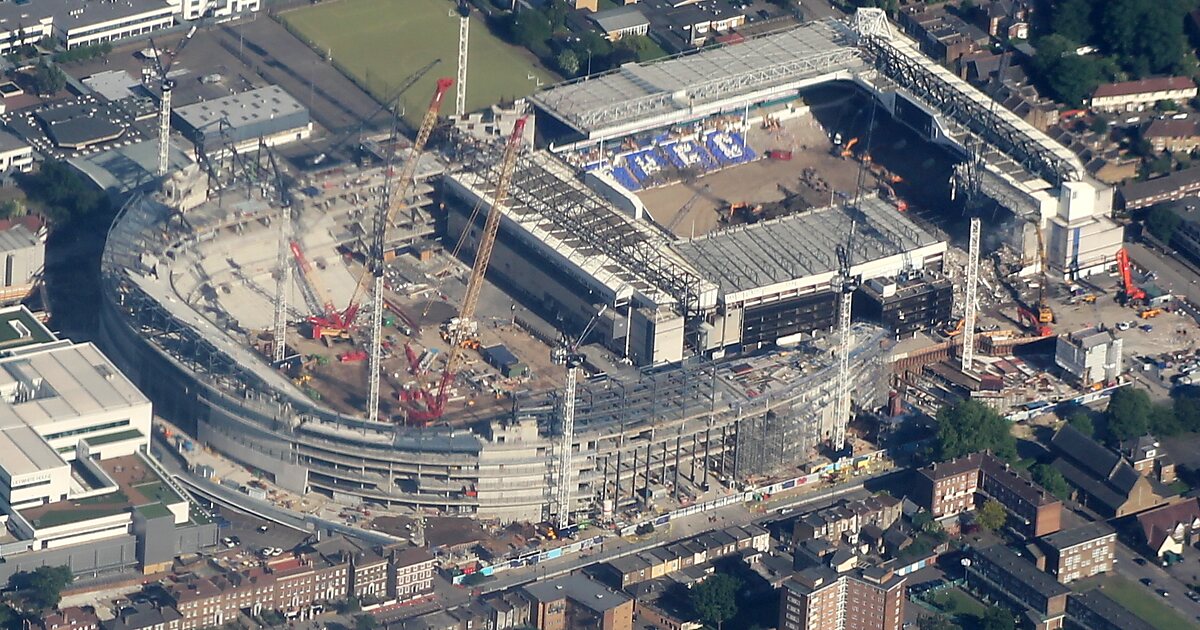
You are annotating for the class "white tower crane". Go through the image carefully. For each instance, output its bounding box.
[454,0,470,117]
[831,224,857,453]
[962,217,981,373]
[272,207,290,364]
[147,30,195,177]
[554,305,607,529]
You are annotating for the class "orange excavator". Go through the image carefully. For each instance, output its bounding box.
[839,137,859,158]
[1117,247,1146,305]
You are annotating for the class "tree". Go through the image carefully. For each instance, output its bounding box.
[0,199,26,220]
[1089,116,1109,136]
[1105,387,1152,443]
[1099,0,1189,77]
[8,565,73,616]
[16,160,109,226]
[932,399,1017,462]
[555,50,579,77]
[31,61,65,96]
[689,573,740,630]
[1145,204,1182,244]
[1067,409,1095,437]
[976,499,1007,531]
[1033,463,1071,499]
[1149,402,1182,436]
[1051,0,1096,45]
[352,615,377,630]
[979,606,1015,630]
[1031,35,1104,107]
[504,10,551,48]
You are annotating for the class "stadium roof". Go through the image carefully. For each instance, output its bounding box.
[530,19,864,140]
[674,195,942,301]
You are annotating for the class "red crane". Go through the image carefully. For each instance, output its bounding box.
[339,78,454,330]
[403,117,528,425]
[1116,247,1146,304]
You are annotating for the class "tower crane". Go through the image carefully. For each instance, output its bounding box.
[554,305,607,528]
[831,97,877,455]
[267,149,292,364]
[961,217,981,373]
[454,0,470,117]
[145,31,196,177]
[404,117,527,425]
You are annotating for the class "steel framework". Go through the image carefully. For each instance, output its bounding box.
[461,148,712,315]
[961,217,980,373]
[272,208,290,364]
[862,37,1081,187]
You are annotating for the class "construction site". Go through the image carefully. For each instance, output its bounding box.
[94,10,1174,527]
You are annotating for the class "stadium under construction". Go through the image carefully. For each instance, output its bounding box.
[97,11,1125,524]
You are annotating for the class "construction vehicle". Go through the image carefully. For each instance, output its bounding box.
[839,137,859,158]
[1140,308,1163,319]
[1116,247,1147,305]
[1080,294,1097,303]
[402,117,528,424]
[941,318,965,338]
[1033,222,1054,324]
[1017,305,1053,337]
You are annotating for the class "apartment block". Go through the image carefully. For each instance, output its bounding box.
[966,545,1069,630]
[1038,522,1116,584]
[779,565,905,630]
[915,452,1062,536]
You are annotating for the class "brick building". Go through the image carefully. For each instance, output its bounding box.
[521,574,634,630]
[792,495,902,546]
[154,539,432,628]
[1065,590,1156,630]
[966,545,1069,630]
[914,452,1062,536]
[1038,522,1116,584]
[1121,435,1176,484]
[1142,117,1200,153]
[41,607,100,630]
[778,565,905,630]
[1050,425,1169,517]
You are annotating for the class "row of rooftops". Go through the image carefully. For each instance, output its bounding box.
[603,522,768,576]
[793,494,901,532]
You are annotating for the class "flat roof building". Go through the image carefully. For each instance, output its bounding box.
[174,85,312,152]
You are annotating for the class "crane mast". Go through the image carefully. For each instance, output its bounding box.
[272,208,290,364]
[366,78,454,423]
[832,225,856,453]
[422,117,527,422]
[961,217,981,373]
[455,0,469,117]
[554,305,606,528]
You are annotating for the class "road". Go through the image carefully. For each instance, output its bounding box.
[475,476,880,594]
[1114,543,1200,625]
[1128,242,1200,318]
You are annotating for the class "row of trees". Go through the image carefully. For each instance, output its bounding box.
[497,1,664,79]
[17,160,110,227]
[0,566,74,630]
[1034,0,1193,106]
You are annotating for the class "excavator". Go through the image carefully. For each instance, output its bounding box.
[1033,222,1054,324]
[838,137,859,158]
[1116,247,1147,305]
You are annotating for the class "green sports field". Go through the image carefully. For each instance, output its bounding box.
[282,0,557,126]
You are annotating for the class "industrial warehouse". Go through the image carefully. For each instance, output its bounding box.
[95,10,1132,527]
